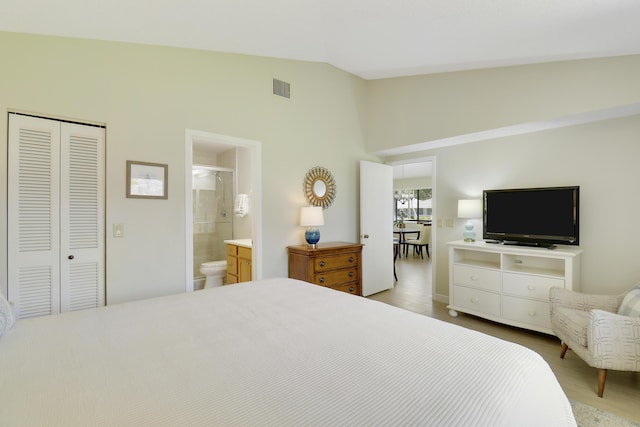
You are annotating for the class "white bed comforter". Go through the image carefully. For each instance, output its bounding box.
[0,278,575,426]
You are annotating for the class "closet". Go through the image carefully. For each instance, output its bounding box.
[7,113,105,319]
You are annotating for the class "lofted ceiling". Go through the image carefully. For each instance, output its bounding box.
[1,0,639,80]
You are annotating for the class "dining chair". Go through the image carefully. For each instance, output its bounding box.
[404,225,431,259]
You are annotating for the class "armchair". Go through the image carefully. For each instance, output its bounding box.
[549,286,640,397]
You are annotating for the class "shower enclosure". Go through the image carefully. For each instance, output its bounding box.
[192,167,234,284]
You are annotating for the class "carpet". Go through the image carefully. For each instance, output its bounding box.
[570,400,639,427]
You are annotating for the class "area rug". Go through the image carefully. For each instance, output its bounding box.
[570,399,639,427]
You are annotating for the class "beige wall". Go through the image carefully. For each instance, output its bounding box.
[367,55,640,152]
[0,31,375,304]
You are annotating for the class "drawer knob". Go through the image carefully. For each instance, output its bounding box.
[319,261,326,267]
[349,271,354,277]
[319,277,325,283]
[349,287,354,293]
[528,310,536,316]
[470,275,479,281]
[348,257,354,263]
[527,285,536,291]
[471,297,479,304]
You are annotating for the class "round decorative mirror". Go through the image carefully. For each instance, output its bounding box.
[303,166,336,209]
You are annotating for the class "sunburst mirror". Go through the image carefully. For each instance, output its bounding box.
[303,166,336,209]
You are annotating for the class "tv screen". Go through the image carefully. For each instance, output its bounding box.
[483,186,579,247]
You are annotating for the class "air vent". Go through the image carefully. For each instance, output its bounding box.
[273,78,291,99]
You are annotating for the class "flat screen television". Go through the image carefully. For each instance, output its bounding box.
[483,186,579,247]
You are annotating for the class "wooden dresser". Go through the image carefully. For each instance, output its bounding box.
[287,241,363,296]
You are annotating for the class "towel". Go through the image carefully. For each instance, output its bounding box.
[0,294,14,337]
[234,194,249,217]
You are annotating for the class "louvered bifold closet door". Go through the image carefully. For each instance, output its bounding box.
[8,114,62,318]
[8,114,105,319]
[59,123,105,312]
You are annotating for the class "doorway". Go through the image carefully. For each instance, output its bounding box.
[388,157,435,303]
[184,129,262,292]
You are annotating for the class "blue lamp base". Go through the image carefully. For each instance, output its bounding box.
[462,221,476,242]
[305,228,320,248]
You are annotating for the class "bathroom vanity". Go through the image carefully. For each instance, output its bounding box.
[225,239,252,284]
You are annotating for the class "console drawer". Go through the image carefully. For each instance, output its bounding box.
[452,265,501,292]
[453,285,501,317]
[503,295,551,330]
[502,273,564,301]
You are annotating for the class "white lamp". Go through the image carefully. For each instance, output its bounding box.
[300,206,324,248]
[458,199,482,242]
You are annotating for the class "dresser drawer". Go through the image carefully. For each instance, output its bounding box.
[502,272,564,301]
[313,253,358,272]
[328,283,359,295]
[453,285,501,317]
[503,295,551,330]
[313,268,358,287]
[452,265,501,292]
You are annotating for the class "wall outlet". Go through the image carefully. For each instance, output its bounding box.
[446,218,454,228]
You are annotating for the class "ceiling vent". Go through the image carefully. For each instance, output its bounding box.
[273,78,290,99]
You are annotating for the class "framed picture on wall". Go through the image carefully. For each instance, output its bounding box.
[126,160,168,199]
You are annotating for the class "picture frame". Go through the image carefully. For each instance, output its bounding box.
[126,160,168,199]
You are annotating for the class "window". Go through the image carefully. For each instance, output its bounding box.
[394,189,432,222]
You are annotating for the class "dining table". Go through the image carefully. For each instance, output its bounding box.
[393,227,421,257]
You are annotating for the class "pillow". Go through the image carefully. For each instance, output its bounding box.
[0,294,15,337]
[618,286,640,317]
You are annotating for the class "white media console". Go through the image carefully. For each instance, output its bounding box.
[447,240,582,335]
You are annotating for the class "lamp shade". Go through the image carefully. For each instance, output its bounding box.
[300,206,324,227]
[457,199,482,219]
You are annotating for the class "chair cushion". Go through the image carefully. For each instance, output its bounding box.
[553,306,590,347]
[618,286,640,317]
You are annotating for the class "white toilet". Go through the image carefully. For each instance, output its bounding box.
[200,260,227,288]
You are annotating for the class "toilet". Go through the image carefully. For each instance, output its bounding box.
[200,260,227,288]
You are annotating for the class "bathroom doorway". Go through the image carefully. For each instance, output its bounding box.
[192,167,234,289]
[184,129,263,293]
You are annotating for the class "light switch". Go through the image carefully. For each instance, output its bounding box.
[113,223,124,237]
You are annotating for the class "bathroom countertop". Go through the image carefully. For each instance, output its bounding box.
[224,239,252,248]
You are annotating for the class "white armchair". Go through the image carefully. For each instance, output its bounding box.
[549,286,640,397]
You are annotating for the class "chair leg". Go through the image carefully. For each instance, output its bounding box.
[597,369,607,398]
[560,342,568,359]
[425,244,430,258]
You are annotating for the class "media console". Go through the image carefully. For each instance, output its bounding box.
[447,240,582,335]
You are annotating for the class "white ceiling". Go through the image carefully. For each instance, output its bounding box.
[2,0,639,80]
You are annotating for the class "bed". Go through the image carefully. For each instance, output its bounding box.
[0,278,576,426]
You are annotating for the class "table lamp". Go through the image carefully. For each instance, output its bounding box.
[300,206,324,248]
[457,199,482,242]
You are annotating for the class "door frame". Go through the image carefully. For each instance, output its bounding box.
[184,129,263,292]
[386,155,437,302]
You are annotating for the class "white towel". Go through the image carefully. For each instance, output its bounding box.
[234,194,249,217]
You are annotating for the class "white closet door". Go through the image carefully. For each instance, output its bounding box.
[8,114,105,318]
[8,114,62,318]
[59,122,105,312]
